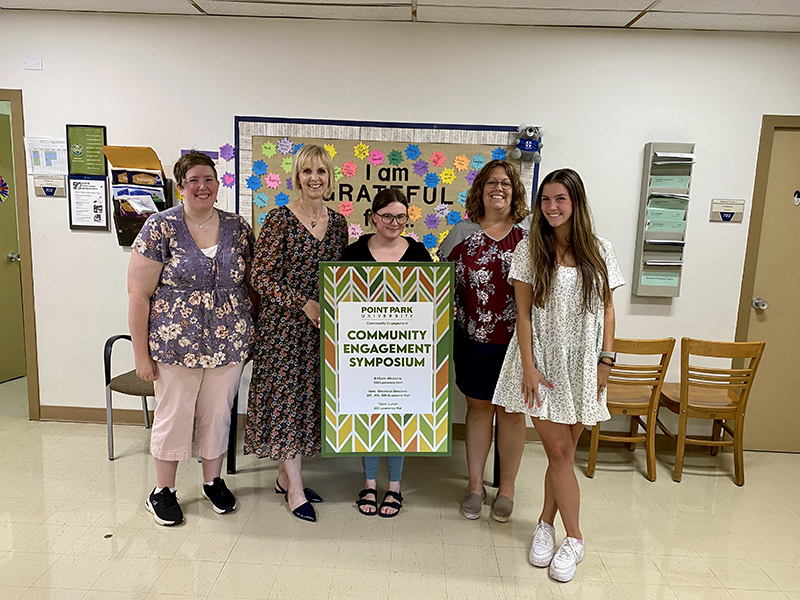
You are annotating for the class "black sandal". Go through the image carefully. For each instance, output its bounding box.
[275,479,324,503]
[379,490,403,518]
[356,488,378,516]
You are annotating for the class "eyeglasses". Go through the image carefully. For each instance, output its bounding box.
[485,179,512,190]
[375,212,408,225]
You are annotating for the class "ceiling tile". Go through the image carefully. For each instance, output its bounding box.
[196,0,410,20]
[416,0,647,7]
[656,0,800,17]
[416,6,639,26]
[0,0,199,13]
[633,10,800,31]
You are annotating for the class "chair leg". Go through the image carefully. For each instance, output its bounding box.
[710,420,721,456]
[226,391,238,475]
[106,385,114,461]
[586,424,599,478]
[673,411,687,483]
[733,418,745,486]
[645,417,656,482]
[628,417,639,451]
[142,396,151,429]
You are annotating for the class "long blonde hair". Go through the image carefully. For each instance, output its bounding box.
[529,168,610,312]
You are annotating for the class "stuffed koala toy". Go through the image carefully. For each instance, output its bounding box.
[510,125,543,163]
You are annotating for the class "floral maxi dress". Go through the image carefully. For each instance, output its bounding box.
[244,206,348,460]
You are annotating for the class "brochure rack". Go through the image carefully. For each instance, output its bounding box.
[632,142,695,297]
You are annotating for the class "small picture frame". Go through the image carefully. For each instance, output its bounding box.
[68,176,109,230]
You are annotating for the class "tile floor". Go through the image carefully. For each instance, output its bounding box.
[2,378,800,599]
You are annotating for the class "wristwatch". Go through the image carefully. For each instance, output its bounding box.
[598,351,617,366]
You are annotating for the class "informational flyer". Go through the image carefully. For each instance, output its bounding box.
[66,124,107,176]
[23,137,68,175]
[320,263,454,457]
[338,302,434,415]
[69,177,108,230]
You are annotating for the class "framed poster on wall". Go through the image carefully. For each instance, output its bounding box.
[66,124,107,177]
[68,176,109,230]
[234,117,541,258]
[320,262,454,457]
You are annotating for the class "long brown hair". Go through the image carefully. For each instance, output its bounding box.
[529,168,610,312]
[465,160,529,224]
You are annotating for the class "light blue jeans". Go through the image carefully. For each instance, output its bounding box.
[362,456,404,482]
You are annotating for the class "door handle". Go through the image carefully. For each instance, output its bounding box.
[751,297,768,311]
[7,252,21,263]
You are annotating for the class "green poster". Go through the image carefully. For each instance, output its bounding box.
[67,124,107,176]
[320,262,454,457]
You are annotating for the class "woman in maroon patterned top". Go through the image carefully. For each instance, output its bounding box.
[438,159,530,523]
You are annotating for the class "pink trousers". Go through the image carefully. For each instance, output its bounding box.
[150,362,244,461]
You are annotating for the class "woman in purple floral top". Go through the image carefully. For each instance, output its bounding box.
[438,159,530,523]
[128,151,256,526]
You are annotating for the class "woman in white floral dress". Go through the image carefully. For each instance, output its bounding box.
[493,168,624,582]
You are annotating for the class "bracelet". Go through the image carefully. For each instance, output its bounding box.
[598,359,614,367]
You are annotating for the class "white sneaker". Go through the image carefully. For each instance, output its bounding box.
[529,521,556,567]
[549,537,584,582]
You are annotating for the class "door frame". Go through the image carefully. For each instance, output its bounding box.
[0,89,40,420]
[735,114,800,343]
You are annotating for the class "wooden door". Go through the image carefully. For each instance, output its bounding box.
[736,116,800,451]
[0,105,26,383]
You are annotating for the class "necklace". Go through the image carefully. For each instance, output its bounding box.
[184,208,215,229]
[298,201,325,228]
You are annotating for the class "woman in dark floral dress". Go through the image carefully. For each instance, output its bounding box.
[245,144,348,522]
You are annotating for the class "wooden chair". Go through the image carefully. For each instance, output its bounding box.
[657,337,765,486]
[587,337,675,481]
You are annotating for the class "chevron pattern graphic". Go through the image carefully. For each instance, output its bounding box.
[321,263,453,457]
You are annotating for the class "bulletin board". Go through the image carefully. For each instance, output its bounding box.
[235,117,540,255]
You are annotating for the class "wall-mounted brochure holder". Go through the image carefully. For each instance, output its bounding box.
[632,142,695,297]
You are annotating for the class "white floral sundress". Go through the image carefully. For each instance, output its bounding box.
[492,236,625,426]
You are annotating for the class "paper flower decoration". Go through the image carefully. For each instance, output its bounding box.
[221,172,235,188]
[293,143,304,154]
[276,138,294,155]
[408,205,422,222]
[456,190,468,206]
[252,160,268,176]
[274,192,290,207]
[254,193,269,208]
[424,173,440,188]
[245,175,262,191]
[324,144,337,159]
[430,151,446,167]
[286,178,293,191]
[404,231,420,242]
[434,203,449,218]
[424,213,440,230]
[440,168,456,185]
[438,230,449,245]
[334,166,344,182]
[412,160,428,177]
[348,223,363,239]
[466,170,479,186]
[342,161,357,178]
[387,149,404,166]
[369,149,385,167]
[219,144,235,161]
[257,212,267,225]
[491,147,507,161]
[453,154,470,171]
[353,142,370,160]
[423,233,438,249]
[262,142,277,158]
[470,154,486,171]
[447,209,462,225]
[405,144,421,161]
[265,173,281,189]
[338,200,354,217]
[281,157,293,174]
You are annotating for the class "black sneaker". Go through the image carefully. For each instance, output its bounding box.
[202,477,237,514]
[146,487,184,526]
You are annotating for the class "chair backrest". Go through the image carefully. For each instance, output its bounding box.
[680,337,766,410]
[609,337,676,391]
